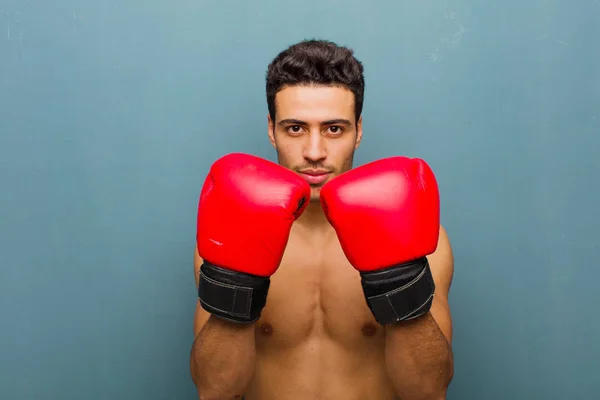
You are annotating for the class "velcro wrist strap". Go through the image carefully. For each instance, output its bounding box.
[198,263,270,324]
[362,260,435,325]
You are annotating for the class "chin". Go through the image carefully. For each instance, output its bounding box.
[310,188,322,202]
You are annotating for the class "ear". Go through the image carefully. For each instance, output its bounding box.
[355,115,363,150]
[268,114,277,148]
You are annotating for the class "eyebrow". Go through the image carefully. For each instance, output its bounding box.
[278,118,352,126]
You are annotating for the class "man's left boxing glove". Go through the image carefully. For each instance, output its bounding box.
[196,153,310,323]
[320,156,440,325]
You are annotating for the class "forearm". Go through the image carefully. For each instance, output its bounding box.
[385,312,454,400]
[190,315,256,400]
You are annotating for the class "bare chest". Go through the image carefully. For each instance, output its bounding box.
[255,230,383,350]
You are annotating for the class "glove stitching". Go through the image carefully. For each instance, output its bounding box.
[200,270,251,290]
[398,293,434,321]
[368,266,428,301]
[199,270,253,318]
[386,296,399,320]
[231,290,237,314]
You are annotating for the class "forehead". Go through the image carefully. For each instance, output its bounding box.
[274,85,355,122]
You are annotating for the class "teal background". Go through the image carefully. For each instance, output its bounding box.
[1,0,599,399]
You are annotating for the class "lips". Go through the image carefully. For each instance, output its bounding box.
[299,171,331,185]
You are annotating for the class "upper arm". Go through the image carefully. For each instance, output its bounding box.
[194,246,211,337]
[427,225,454,344]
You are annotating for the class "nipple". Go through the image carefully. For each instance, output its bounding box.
[361,322,378,337]
[259,322,273,336]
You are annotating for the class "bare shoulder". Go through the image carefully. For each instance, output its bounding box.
[194,245,202,288]
[426,225,454,343]
[193,246,211,336]
[428,225,454,294]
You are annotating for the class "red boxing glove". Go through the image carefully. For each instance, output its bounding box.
[320,156,440,325]
[197,153,310,323]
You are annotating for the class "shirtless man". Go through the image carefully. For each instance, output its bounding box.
[190,39,454,400]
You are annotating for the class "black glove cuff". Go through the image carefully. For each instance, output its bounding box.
[360,257,435,325]
[198,262,270,324]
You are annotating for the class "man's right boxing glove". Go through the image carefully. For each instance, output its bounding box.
[196,153,310,323]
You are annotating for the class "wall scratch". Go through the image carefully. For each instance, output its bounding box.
[429,8,468,63]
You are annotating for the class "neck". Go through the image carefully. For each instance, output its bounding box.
[296,201,332,230]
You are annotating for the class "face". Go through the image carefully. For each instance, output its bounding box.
[268,85,363,202]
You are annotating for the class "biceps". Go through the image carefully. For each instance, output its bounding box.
[427,225,454,343]
[194,246,202,288]
[430,295,453,344]
[193,246,210,336]
[194,302,211,337]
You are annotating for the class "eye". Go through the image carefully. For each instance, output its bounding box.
[327,126,344,135]
[287,125,304,135]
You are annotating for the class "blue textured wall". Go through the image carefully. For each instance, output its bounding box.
[1,1,599,399]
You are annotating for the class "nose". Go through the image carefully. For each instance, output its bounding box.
[303,131,327,163]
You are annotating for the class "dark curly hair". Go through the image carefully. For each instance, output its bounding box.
[266,39,365,123]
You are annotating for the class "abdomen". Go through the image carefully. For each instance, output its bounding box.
[245,336,396,400]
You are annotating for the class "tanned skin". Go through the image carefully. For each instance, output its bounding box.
[190,85,454,400]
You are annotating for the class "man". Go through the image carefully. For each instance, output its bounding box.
[190,39,454,400]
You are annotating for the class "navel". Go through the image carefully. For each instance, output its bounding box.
[361,322,378,337]
[259,322,274,336]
